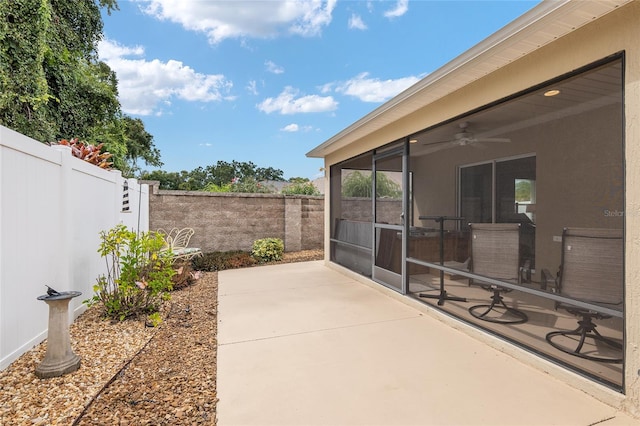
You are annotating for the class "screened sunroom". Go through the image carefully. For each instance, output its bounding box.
[308,0,640,413]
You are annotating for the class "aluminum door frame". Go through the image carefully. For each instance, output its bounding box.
[371,140,409,294]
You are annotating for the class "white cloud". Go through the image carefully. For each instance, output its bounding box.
[281,123,315,132]
[138,0,337,44]
[348,14,367,30]
[265,60,285,74]
[257,86,338,115]
[335,72,420,103]
[98,39,234,116]
[366,1,374,13]
[318,82,334,94]
[98,40,145,60]
[289,0,336,37]
[384,0,408,18]
[199,143,213,147]
[247,80,259,95]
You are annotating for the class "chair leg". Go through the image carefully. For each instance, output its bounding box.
[468,288,528,324]
[546,315,622,363]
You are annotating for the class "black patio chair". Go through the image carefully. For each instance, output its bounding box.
[467,223,528,324]
[545,227,623,363]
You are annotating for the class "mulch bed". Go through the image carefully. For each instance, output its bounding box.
[0,249,322,425]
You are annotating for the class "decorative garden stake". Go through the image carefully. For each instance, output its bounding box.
[35,287,82,378]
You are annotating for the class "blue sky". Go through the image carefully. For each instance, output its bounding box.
[99,0,540,180]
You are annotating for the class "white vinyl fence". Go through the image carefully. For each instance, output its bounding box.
[0,125,149,370]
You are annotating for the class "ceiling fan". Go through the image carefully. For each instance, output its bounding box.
[422,121,511,153]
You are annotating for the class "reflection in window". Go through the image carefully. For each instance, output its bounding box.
[459,156,536,269]
[515,179,536,223]
[460,163,492,226]
[330,154,374,276]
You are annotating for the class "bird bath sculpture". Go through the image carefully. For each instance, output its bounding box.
[35,287,82,378]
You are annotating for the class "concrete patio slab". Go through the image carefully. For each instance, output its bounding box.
[217,261,640,426]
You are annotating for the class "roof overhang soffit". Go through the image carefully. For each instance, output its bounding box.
[306,0,632,159]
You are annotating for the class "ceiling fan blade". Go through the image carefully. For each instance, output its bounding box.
[422,139,456,146]
[418,122,511,155]
[474,137,511,143]
[420,140,458,154]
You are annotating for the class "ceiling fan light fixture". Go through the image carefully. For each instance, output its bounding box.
[544,89,560,97]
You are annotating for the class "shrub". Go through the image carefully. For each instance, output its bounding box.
[54,138,113,169]
[203,182,232,193]
[281,181,320,195]
[86,224,175,321]
[251,238,284,263]
[230,177,274,193]
[192,251,256,271]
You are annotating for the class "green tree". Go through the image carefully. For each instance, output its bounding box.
[0,0,117,139]
[204,161,235,186]
[0,0,161,176]
[342,171,401,198]
[204,160,284,186]
[515,179,532,202]
[177,166,208,191]
[139,170,183,190]
[95,115,162,176]
[140,161,286,191]
[255,165,284,182]
[230,177,274,194]
[0,0,57,141]
[289,177,310,183]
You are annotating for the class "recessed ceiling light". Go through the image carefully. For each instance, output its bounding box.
[409,139,418,144]
[544,89,560,97]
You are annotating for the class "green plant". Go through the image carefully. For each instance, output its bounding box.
[230,177,274,193]
[251,238,284,263]
[203,182,232,192]
[146,312,162,327]
[281,181,320,195]
[86,224,175,321]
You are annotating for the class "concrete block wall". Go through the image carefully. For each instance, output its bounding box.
[147,182,324,253]
[301,197,324,250]
[341,198,402,224]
